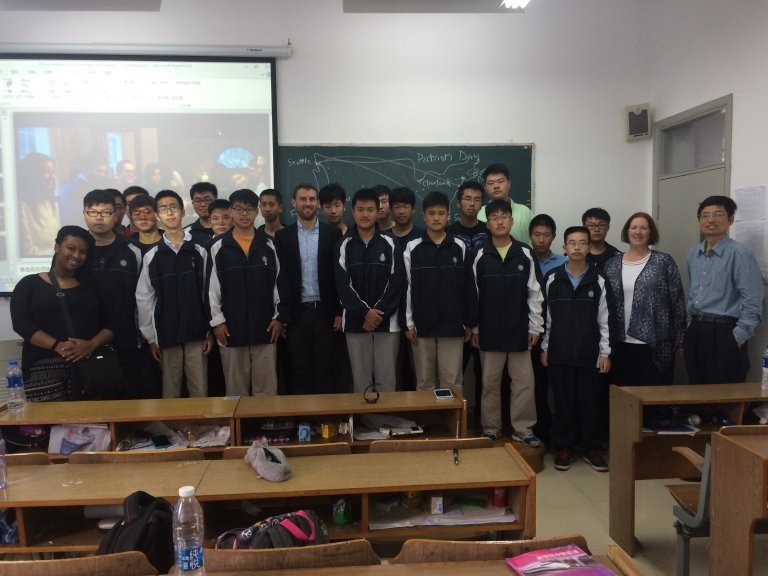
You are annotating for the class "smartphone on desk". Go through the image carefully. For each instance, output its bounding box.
[434,388,454,400]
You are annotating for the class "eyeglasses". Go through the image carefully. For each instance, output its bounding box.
[699,211,727,220]
[585,223,607,230]
[487,214,511,223]
[85,209,114,219]
[192,197,215,206]
[566,240,589,247]
[231,206,257,214]
[157,205,180,215]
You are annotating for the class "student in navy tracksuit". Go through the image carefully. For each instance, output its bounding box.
[209,188,290,396]
[541,226,611,472]
[468,199,544,447]
[403,191,470,392]
[335,188,404,393]
[136,190,214,398]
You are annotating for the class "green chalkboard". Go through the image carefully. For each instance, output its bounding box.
[276,145,533,226]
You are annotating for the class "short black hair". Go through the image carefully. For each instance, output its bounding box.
[292,183,317,199]
[372,184,391,198]
[389,187,416,207]
[105,188,125,204]
[83,189,116,209]
[124,186,149,199]
[229,188,259,207]
[208,198,231,213]
[483,163,510,182]
[189,181,218,199]
[352,188,380,209]
[54,225,95,282]
[155,189,184,208]
[581,207,611,224]
[319,183,346,206]
[485,199,512,217]
[457,180,485,201]
[128,194,156,212]
[259,188,283,206]
[529,214,557,236]
[422,190,449,211]
[697,195,737,218]
[564,226,591,243]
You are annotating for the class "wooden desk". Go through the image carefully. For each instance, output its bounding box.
[235,391,467,447]
[609,383,766,555]
[710,426,768,576]
[0,397,238,456]
[197,443,534,542]
[0,460,209,552]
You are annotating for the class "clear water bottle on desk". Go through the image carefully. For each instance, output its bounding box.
[173,485,205,575]
[6,360,25,414]
[0,429,7,489]
[762,345,768,392]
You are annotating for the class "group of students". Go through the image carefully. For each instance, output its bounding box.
[10,161,764,476]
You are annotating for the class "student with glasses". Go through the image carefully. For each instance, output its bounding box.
[684,195,764,384]
[581,207,622,271]
[137,189,215,398]
[183,181,218,245]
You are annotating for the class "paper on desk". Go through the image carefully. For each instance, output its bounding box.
[369,505,515,530]
[655,424,699,435]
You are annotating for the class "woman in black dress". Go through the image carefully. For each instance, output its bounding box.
[11,226,114,401]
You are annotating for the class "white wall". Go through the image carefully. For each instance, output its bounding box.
[0,0,654,339]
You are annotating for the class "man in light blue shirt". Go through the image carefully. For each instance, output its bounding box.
[685,195,765,384]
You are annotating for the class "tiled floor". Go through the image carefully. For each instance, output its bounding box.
[534,450,768,575]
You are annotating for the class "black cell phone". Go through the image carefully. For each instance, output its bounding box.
[151,434,171,448]
[434,388,454,400]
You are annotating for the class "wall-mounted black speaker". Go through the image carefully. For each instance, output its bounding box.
[625,104,651,141]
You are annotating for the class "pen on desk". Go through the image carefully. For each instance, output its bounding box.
[453,448,459,465]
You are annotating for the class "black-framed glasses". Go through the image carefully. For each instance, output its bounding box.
[85,209,114,219]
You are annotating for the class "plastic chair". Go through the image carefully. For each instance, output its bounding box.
[68,448,205,463]
[222,442,351,459]
[392,534,591,563]
[197,539,380,572]
[0,550,158,576]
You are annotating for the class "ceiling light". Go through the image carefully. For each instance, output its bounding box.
[500,0,531,9]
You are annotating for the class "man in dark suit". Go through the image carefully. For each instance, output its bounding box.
[275,184,343,394]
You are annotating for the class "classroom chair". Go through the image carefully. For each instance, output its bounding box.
[194,539,380,572]
[368,436,492,453]
[0,551,158,576]
[392,534,591,563]
[6,452,52,465]
[222,442,351,459]
[68,447,205,463]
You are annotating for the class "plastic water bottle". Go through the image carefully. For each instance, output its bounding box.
[173,485,205,575]
[762,345,768,392]
[6,360,25,414]
[0,429,7,489]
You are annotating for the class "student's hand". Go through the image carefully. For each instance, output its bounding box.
[405,329,418,345]
[540,350,548,367]
[213,323,229,347]
[363,309,383,332]
[333,316,343,331]
[202,334,215,356]
[463,326,472,343]
[470,333,480,349]
[528,332,540,349]
[267,320,284,344]
[63,337,97,363]
[149,342,162,363]
[598,355,610,373]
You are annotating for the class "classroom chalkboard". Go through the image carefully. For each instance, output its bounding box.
[276,145,533,226]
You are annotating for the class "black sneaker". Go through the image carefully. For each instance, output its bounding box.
[554,449,572,471]
[583,450,609,472]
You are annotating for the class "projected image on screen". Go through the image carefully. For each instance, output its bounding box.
[0,55,277,293]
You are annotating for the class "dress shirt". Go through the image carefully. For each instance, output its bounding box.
[298,218,321,302]
[687,236,764,344]
[537,252,568,276]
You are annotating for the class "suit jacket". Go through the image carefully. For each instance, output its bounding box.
[275,220,342,322]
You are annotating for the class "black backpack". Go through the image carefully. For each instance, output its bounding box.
[215,510,328,549]
[97,491,175,573]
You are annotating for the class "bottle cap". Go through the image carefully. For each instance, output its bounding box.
[8,360,17,366]
[178,485,195,498]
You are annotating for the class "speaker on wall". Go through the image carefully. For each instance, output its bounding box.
[625,103,651,141]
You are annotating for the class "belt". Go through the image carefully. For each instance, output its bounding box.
[692,314,737,325]
[301,301,321,309]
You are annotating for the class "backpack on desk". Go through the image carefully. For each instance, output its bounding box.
[96,490,175,573]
